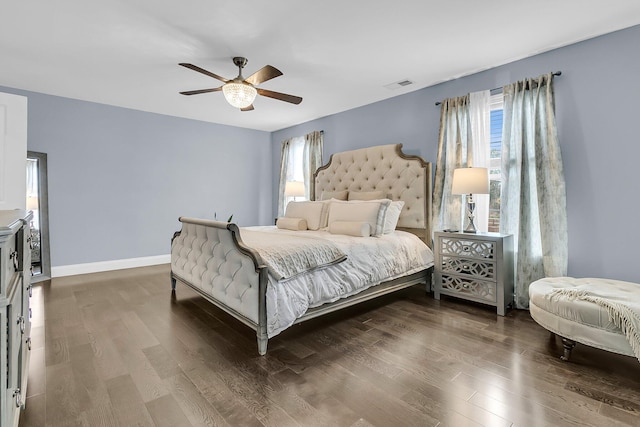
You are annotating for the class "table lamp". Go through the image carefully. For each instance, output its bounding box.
[451,167,489,233]
[284,181,305,201]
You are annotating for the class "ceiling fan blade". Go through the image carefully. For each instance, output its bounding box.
[257,88,302,105]
[179,87,223,96]
[179,63,229,83]
[241,104,255,112]
[244,65,283,85]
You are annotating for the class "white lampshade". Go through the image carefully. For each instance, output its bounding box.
[222,82,257,109]
[284,181,305,197]
[451,167,489,195]
[26,196,39,211]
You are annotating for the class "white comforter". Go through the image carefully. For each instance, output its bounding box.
[241,229,347,281]
[243,226,434,338]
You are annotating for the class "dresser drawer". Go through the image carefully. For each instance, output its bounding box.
[442,256,496,281]
[440,274,496,303]
[440,237,495,259]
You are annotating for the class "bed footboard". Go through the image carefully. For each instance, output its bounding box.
[170,217,270,354]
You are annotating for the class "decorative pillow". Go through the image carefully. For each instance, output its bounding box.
[383,200,405,234]
[348,190,384,201]
[327,199,391,236]
[276,217,308,231]
[320,190,348,201]
[285,201,326,230]
[319,199,332,229]
[329,221,371,237]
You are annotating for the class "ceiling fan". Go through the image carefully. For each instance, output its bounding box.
[179,57,303,111]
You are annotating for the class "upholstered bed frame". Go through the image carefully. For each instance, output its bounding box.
[170,144,433,355]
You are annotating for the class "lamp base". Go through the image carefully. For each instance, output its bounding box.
[463,194,478,233]
[463,220,478,233]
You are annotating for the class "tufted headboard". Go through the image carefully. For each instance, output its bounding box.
[312,144,432,246]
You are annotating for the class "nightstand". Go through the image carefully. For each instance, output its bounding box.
[433,231,514,315]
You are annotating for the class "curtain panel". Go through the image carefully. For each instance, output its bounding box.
[277,138,292,217]
[433,95,470,233]
[500,72,568,309]
[303,131,323,200]
[433,92,490,233]
[469,91,491,232]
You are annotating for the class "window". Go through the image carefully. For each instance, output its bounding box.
[278,131,323,217]
[278,136,306,216]
[488,93,504,232]
[284,136,305,184]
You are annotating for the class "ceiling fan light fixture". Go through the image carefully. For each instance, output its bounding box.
[222,82,257,109]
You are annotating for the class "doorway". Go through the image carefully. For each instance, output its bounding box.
[26,151,51,282]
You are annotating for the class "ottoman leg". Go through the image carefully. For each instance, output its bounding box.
[560,337,576,361]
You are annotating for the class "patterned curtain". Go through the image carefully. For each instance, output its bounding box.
[277,138,292,217]
[500,73,568,308]
[303,130,323,200]
[433,95,472,233]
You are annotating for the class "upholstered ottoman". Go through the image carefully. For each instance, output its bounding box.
[529,277,639,361]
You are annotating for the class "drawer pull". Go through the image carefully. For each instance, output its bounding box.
[31,265,34,277]
[29,307,32,319]
[26,337,32,351]
[27,235,33,250]
[14,389,23,409]
[28,283,33,297]
[11,251,20,271]
[18,316,25,334]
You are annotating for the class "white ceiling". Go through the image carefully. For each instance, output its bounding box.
[2,1,639,132]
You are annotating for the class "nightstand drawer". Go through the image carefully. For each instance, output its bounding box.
[441,274,496,303]
[440,237,495,259]
[442,256,496,280]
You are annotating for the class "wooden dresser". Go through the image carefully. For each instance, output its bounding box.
[0,210,32,427]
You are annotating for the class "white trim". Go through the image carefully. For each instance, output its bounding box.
[51,254,170,278]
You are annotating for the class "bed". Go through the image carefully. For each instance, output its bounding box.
[170,144,434,355]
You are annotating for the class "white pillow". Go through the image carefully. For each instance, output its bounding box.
[327,199,390,236]
[276,217,308,231]
[383,201,405,234]
[319,199,332,228]
[285,201,327,230]
[329,221,371,237]
[320,190,348,201]
[348,190,384,201]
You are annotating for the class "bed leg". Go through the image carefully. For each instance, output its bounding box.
[257,335,268,356]
[560,337,576,361]
[171,275,176,290]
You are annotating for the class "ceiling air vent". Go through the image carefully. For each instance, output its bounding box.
[384,79,414,90]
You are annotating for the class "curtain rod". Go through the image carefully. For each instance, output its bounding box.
[434,71,562,106]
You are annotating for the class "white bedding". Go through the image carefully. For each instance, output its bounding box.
[243,226,434,338]
[241,229,347,281]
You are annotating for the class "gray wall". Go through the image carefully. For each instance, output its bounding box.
[3,24,638,280]
[272,25,640,283]
[0,87,272,267]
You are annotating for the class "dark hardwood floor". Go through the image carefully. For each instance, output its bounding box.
[19,264,640,427]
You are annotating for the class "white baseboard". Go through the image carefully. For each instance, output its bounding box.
[51,254,171,278]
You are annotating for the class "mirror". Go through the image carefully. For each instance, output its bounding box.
[26,151,51,282]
